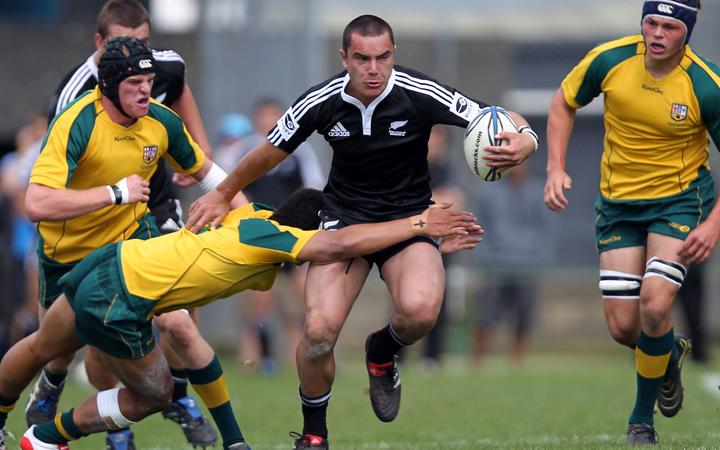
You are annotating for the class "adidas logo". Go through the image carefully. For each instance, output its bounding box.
[328,122,350,137]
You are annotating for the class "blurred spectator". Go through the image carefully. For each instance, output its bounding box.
[215,98,325,374]
[0,113,45,357]
[471,162,554,366]
[418,125,465,368]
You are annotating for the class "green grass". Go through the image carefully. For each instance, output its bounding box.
[5,349,720,449]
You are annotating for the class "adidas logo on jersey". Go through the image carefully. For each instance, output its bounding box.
[389,120,408,136]
[328,122,350,137]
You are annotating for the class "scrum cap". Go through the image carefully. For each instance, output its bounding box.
[642,0,700,44]
[98,36,155,115]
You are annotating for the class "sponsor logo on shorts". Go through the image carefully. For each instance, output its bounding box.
[328,122,350,137]
[277,108,300,141]
[671,103,688,121]
[450,92,481,121]
[599,235,622,245]
[668,222,691,233]
[143,145,158,164]
[114,135,135,142]
[389,120,408,136]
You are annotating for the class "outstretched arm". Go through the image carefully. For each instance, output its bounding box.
[186,140,288,231]
[544,87,576,212]
[297,203,479,263]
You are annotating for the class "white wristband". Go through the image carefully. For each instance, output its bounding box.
[106,178,130,205]
[198,162,227,193]
[518,125,539,152]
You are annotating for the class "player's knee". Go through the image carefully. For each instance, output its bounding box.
[155,310,200,349]
[606,320,638,348]
[302,320,339,361]
[396,300,441,334]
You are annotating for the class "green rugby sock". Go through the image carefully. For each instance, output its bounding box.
[629,330,674,425]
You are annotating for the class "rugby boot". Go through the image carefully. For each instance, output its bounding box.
[161,395,218,448]
[626,423,658,445]
[25,372,64,426]
[289,431,328,449]
[19,426,69,450]
[0,426,15,450]
[657,335,691,418]
[365,334,401,422]
[106,429,135,450]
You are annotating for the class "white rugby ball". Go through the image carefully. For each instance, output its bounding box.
[464,106,518,181]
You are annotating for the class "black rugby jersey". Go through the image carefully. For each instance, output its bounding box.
[268,65,487,222]
[47,49,186,220]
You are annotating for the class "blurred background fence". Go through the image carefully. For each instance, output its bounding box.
[2,0,720,361]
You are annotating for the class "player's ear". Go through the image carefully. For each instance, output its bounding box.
[94,32,104,50]
[339,49,347,68]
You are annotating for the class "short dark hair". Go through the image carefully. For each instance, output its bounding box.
[342,15,395,52]
[269,188,324,230]
[253,97,284,113]
[97,0,151,38]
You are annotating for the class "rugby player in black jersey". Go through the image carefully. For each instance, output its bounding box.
[35,1,231,449]
[187,15,539,450]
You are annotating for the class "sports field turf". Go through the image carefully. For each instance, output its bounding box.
[5,349,720,449]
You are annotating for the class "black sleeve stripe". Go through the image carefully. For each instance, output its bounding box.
[291,78,344,118]
[394,71,453,104]
[152,49,184,63]
[395,79,452,108]
[56,65,94,116]
[294,86,343,120]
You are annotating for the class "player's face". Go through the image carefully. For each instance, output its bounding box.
[340,32,395,106]
[642,15,686,63]
[95,22,151,49]
[118,73,155,118]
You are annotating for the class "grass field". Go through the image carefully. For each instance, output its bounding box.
[5,349,720,449]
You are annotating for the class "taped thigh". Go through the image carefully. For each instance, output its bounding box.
[599,270,642,300]
[644,256,687,287]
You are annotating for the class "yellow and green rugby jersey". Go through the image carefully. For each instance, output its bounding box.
[119,203,319,316]
[30,86,206,263]
[561,35,720,200]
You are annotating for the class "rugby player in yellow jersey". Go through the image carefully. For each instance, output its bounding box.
[0,189,478,450]
[544,0,720,444]
[0,36,248,450]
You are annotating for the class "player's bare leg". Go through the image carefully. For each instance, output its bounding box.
[292,258,369,449]
[365,242,445,422]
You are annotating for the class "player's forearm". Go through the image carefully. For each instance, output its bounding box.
[216,141,287,201]
[546,88,576,172]
[313,219,418,263]
[25,183,113,221]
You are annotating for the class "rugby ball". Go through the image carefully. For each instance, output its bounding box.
[464,106,518,181]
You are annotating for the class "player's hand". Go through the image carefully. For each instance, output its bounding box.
[544,168,572,212]
[679,220,720,264]
[125,174,150,203]
[439,231,483,255]
[419,202,479,237]
[186,189,230,232]
[483,131,535,169]
[172,172,198,187]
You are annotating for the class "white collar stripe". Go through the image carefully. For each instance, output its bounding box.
[294,86,344,120]
[395,79,452,107]
[292,78,344,114]
[394,71,453,102]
